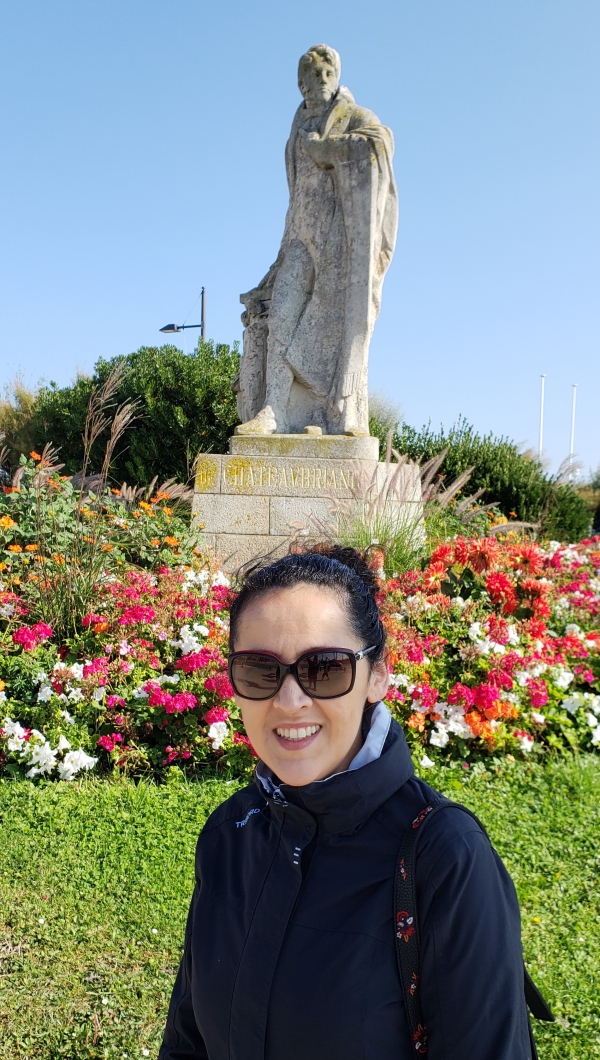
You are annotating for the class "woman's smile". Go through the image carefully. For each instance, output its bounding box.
[273,723,322,748]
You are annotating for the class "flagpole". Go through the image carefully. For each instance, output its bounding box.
[569,383,578,475]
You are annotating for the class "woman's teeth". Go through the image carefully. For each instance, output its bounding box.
[275,725,321,741]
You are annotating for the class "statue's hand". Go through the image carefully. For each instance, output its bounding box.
[298,128,333,167]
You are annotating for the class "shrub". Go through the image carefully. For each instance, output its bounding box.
[369,415,591,542]
[32,340,240,484]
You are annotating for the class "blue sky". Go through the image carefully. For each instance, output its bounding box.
[1,0,599,475]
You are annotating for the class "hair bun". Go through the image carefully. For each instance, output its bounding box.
[306,544,380,597]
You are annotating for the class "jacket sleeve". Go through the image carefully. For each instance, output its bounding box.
[417,813,532,1060]
[158,884,208,1060]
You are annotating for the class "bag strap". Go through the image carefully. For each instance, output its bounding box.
[393,798,554,1056]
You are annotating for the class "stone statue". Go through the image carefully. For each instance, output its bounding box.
[235,44,398,437]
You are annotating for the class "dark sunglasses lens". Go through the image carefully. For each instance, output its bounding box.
[296,651,354,698]
[230,654,281,699]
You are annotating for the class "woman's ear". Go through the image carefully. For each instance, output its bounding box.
[366,652,390,704]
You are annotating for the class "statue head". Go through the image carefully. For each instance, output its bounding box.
[298,44,341,107]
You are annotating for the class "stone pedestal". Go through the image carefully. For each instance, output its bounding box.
[192,434,423,569]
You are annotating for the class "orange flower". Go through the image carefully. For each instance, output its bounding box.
[25,543,39,552]
[93,621,109,633]
[139,501,153,512]
[29,450,42,460]
[52,554,66,565]
[132,511,141,519]
[0,679,5,691]
[406,712,427,732]
[2,486,19,494]
[7,544,22,553]
[101,543,114,552]
[163,507,173,516]
[83,535,94,543]
[150,538,161,547]
[0,515,17,529]
[164,536,179,547]
[0,562,6,571]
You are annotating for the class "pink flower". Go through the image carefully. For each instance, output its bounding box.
[410,684,439,711]
[204,706,230,725]
[176,647,223,674]
[97,732,122,752]
[447,683,476,708]
[82,613,105,628]
[204,673,235,700]
[118,605,156,625]
[171,691,197,713]
[526,677,549,709]
[106,695,126,709]
[12,623,53,651]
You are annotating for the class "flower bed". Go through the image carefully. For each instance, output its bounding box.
[1,529,599,780]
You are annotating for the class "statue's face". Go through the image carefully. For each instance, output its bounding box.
[299,57,339,105]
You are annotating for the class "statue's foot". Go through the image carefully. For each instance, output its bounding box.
[234,405,279,436]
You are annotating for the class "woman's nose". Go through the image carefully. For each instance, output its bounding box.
[273,674,312,712]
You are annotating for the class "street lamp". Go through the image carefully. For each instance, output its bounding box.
[160,287,206,340]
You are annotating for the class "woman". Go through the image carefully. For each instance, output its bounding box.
[159,547,533,1060]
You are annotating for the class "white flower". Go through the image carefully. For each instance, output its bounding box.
[133,686,149,699]
[56,735,71,751]
[70,663,84,681]
[212,571,230,587]
[0,690,6,705]
[585,712,598,729]
[142,1050,150,1057]
[101,998,108,1006]
[429,725,449,748]
[591,726,600,746]
[0,602,15,618]
[561,693,583,714]
[468,622,483,641]
[93,687,106,702]
[451,596,466,608]
[531,712,546,725]
[172,624,202,655]
[57,749,97,781]
[25,741,58,777]
[506,624,520,646]
[119,640,131,656]
[35,671,48,685]
[420,755,435,769]
[208,721,228,750]
[2,717,28,752]
[565,623,582,637]
[516,733,534,753]
[37,683,54,703]
[38,917,45,925]
[157,674,180,686]
[389,673,411,688]
[515,670,529,688]
[61,709,76,724]
[68,688,84,704]
[552,668,574,691]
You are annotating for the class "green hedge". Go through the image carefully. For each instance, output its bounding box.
[369,414,591,542]
[33,340,240,485]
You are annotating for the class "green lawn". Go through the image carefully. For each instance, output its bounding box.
[0,758,598,1059]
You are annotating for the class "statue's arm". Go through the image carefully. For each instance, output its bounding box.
[300,109,393,168]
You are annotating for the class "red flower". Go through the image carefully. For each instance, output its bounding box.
[204,673,235,700]
[467,537,501,574]
[486,572,518,615]
[411,684,439,710]
[12,623,53,651]
[205,707,230,725]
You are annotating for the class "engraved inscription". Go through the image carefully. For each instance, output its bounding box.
[223,462,355,492]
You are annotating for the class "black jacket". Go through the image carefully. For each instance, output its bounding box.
[159,720,532,1060]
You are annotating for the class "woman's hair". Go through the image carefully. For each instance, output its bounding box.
[228,545,386,665]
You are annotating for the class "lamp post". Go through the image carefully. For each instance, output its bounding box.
[160,287,206,339]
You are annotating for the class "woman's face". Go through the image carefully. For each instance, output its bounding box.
[233,584,389,786]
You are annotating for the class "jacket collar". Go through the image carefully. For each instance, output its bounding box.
[254,710,414,837]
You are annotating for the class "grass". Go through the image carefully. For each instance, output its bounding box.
[0,758,598,1059]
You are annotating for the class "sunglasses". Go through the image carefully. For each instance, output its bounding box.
[227,646,377,701]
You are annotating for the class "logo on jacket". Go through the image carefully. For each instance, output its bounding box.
[235,807,261,829]
[396,910,415,942]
